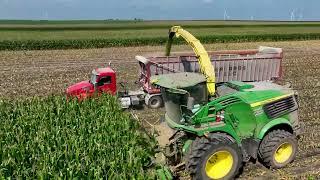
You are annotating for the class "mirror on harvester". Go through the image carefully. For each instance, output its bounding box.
[187,97,195,110]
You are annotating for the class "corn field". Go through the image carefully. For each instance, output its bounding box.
[0,95,156,179]
[1,33,320,51]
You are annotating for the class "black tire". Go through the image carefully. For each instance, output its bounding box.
[148,95,163,109]
[187,133,242,180]
[258,129,297,168]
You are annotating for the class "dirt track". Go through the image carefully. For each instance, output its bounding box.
[1,41,320,178]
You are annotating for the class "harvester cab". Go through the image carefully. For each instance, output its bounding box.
[151,72,208,125]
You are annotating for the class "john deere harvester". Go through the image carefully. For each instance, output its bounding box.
[153,73,302,179]
[153,26,303,179]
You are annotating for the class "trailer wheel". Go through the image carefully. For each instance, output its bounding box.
[187,133,242,180]
[258,129,297,168]
[148,95,163,109]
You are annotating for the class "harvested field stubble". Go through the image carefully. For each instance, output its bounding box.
[0,40,320,178]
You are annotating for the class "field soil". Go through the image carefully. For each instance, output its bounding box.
[1,40,320,179]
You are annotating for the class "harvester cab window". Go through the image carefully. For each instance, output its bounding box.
[98,76,111,86]
[185,82,208,104]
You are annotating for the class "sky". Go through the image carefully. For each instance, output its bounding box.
[0,0,319,21]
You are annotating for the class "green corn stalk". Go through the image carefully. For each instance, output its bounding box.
[1,33,320,51]
[0,95,156,179]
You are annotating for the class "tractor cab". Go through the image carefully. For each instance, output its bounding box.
[66,67,117,99]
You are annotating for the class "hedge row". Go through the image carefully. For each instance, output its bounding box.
[1,33,320,51]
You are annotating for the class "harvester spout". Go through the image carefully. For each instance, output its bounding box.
[165,26,216,95]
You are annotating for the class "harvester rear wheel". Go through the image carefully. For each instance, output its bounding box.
[258,129,297,168]
[186,133,242,180]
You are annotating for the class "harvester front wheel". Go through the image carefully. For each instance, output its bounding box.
[258,129,297,168]
[187,134,242,180]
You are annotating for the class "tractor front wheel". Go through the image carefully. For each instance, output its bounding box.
[258,129,297,168]
[148,95,163,109]
[187,133,242,180]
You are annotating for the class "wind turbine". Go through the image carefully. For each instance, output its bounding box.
[290,9,295,21]
[44,10,49,20]
[224,9,230,20]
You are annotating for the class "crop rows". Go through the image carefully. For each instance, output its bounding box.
[1,33,320,51]
[0,95,156,179]
[2,23,320,31]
